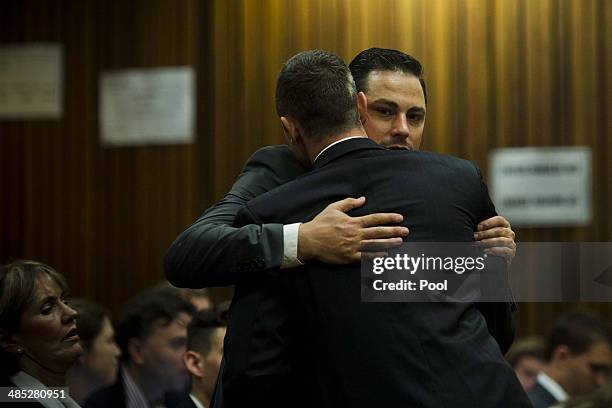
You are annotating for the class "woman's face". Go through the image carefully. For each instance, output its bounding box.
[13,274,82,372]
[80,317,121,384]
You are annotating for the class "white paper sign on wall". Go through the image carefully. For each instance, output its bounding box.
[489,147,592,227]
[100,67,195,146]
[0,44,63,120]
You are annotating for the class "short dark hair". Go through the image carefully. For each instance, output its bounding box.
[69,298,110,351]
[115,288,195,362]
[545,310,611,361]
[187,309,226,356]
[0,260,69,377]
[275,50,360,141]
[349,47,427,104]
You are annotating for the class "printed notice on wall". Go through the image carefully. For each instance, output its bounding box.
[100,67,195,146]
[0,44,63,120]
[489,147,592,227]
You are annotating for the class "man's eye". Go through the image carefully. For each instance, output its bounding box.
[408,114,423,123]
[376,108,393,116]
[41,304,53,315]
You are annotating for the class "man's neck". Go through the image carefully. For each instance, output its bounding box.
[307,127,367,163]
[190,381,210,408]
[543,365,572,396]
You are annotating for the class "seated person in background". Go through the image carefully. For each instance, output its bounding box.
[169,309,226,408]
[0,260,82,407]
[506,336,547,392]
[85,288,195,408]
[178,288,213,312]
[553,377,612,408]
[528,310,612,408]
[66,299,121,405]
[155,281,214,312]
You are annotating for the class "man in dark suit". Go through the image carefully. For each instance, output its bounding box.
[85,290,195,408]
[176,310,227,408]
[166,48,519,407]
[527,311,611,408]
[224,49,530,407]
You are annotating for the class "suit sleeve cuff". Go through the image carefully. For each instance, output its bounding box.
[282,223,304,269]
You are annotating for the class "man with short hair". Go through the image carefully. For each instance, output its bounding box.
[506,336,547,392]
[528,311,612,408]
[225,49,528,407]
[85,289,195,408]
[166,48,518,407]
[168,310,226,408]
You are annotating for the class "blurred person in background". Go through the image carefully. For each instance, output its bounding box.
[507,336,547,392]
[155,281,214,312]
[528,311,612,408]
[179,288,213,312]
[85,289,195,408]
[0,260,82,407]
[168,309,226,408]
[553,377,612,408]
[66,299,121,405]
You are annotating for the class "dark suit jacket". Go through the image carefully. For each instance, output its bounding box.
[84,370,182,408]
[164,146,306,288]
[527,382,559,408]
[84,371,127,408]
[233,138,529,408]
[165,143,513,350]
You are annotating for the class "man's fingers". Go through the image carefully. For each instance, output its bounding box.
[358,212,404,228]
[477,215,511,231]
[361,226,409,240]
[326,196,366,213]
[361,251,390,261]
[475,237,516,248]
[360,238,404,252]
[474,227,515,241]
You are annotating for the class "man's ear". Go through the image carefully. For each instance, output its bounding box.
[552,345,571,362]
[280,116,302,146]
[0,329,22,354]
[127,338,145,366]
[183,350,203,378]
[357,92,368,125]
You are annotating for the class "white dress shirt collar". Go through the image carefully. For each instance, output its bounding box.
[536,372,569,403]
[313,136,367,163]
[189,393,206,408]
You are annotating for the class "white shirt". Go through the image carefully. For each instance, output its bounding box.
[10,371,81,408]
[536,372,569,403]
[189,394,206,408]
[281,136,367,268]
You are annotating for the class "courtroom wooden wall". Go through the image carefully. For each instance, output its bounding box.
[1,0,610,336]
[0,0,215,310]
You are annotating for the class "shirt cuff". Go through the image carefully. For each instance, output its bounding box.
[282,223,304,269]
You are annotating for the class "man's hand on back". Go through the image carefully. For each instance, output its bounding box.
[474,215,517,266]
[297,197,409,264]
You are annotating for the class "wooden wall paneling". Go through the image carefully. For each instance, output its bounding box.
[492,0,520,148]
[423,0,456,156]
